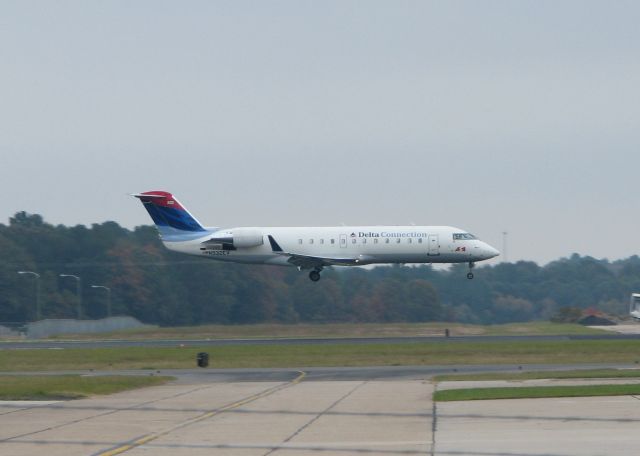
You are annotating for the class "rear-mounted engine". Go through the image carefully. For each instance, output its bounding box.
[201,228,264,251]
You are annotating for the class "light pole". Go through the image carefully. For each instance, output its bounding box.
[91,285,112,318]
[502,231,508,263]
[17,271,41,321]
[59,274,82,319]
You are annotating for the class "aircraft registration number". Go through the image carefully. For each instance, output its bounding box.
[203,250,231,256]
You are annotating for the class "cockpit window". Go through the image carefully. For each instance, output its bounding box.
[453,233,477,240]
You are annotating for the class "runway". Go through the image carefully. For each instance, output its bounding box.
[3,332,640,350]
[2,365,640,455]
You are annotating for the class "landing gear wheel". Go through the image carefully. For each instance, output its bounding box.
[467,261,475,280]
[309,270,321,282]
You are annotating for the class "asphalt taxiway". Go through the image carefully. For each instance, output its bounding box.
[3,363,640,382]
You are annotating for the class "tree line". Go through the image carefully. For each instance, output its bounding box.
[1,212,638,325]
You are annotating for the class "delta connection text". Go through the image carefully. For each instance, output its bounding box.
[354,231,429,238]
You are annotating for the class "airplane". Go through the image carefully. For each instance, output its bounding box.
[631,294,640,320]
[132,191,500,281]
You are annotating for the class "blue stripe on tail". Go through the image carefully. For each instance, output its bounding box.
[133,191,213,241]
[142,202,205,232]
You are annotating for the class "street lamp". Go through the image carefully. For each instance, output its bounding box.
[17,271,41,321]
[91,285,112,318]
[502,231,508,263]
[59,274,82,319]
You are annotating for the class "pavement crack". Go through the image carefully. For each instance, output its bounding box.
[95,370,306,456]
[0,382,217,443]
[0,404,47,417]
[431,381,438,456]
[262,380,368,456]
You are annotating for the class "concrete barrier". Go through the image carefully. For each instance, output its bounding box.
[0,325,22,339]
[26,316,153,339]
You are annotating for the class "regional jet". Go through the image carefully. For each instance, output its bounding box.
[631,294,640,320]
[133,191,499,281]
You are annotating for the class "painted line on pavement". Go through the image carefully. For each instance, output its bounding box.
[96,370,306,456]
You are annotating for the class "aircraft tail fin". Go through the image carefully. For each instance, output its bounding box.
[132,191,211,240]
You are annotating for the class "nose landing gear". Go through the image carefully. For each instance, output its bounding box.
[467,262,475,280]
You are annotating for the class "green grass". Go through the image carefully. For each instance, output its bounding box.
[435,369,640,382]
[434,384,640,401]
[43,321,606,341]
[0,375,172,400]
[1,339,640,371]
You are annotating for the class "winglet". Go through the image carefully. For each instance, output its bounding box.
[268,235,283,252]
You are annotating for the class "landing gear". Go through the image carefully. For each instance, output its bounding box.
[309,270,321,282]
[467,261,475,280]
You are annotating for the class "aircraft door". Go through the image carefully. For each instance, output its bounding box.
[428,234,440,256]
[340,234,347,248]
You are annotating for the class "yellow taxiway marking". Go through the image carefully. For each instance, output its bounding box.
[98,370,306,456]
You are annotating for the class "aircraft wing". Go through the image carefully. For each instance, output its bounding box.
[267,235,360,269]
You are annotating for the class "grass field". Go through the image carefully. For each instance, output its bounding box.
[1,339,640,371]
[433,383,640,401]
[0,375,172,400]
[435,368,640,382]
[43,321,606,341]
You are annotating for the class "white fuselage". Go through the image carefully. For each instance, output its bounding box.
[163,225,499,267]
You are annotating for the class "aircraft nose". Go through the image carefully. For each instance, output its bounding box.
[486,244,500,259]
[477,242,499,259]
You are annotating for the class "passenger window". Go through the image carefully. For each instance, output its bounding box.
[352,238,356,244]
[396,238,401,243]
[418,238,423,244]
[331,239,335,244]
[385,238,390,244]
[362,238,367,244]
[298,239,302,244]
[340,238,345,245]
[320,239,324,244]
[309,239,314,244]
[408,238,412,244]
[374,238,378,244]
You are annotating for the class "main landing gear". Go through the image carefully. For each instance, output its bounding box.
[467,261,475,280]
[309,268,322,282]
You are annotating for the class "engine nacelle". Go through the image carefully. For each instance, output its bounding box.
[232,229,264,248]
[204,228,264,250]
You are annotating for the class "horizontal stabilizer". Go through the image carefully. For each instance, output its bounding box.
[130,193,164,199]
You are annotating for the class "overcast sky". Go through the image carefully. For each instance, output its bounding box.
[1,1,639,265]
